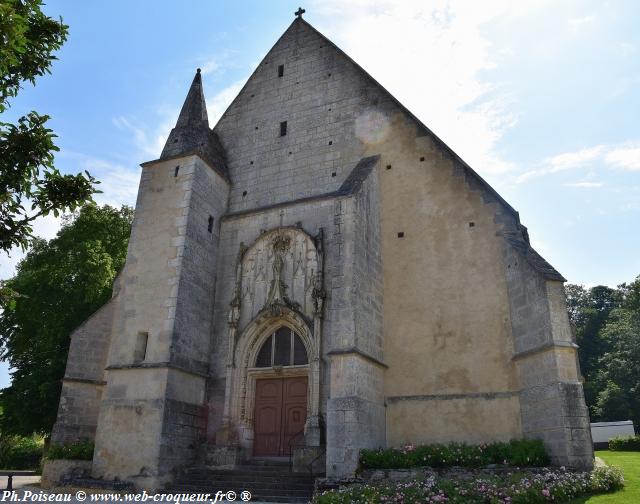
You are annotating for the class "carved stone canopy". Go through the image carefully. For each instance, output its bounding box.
[231,227,324,332]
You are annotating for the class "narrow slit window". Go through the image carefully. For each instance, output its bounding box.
[280,121,287,137]
[174,166,180,177]
[134,332,148,363]
[278,64,284,77]
[208,216,214,233]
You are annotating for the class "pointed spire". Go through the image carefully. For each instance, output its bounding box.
[160,69,227,177]
[175,68,209,128]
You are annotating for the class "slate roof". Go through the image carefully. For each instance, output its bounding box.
[160,69,228,178]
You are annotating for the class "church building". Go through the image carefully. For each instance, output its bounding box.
[50,12,593,490]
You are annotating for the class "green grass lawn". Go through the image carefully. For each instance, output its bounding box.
[571,451,639,503]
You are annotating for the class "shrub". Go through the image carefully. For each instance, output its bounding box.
[313,466,624,504]
[46,439,94,460]
[359,439,549,470]
[609,435,640,451]
[0,434,44,469]
[590,465,625,492]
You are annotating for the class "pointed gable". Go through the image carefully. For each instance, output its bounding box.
[212,17,563,281]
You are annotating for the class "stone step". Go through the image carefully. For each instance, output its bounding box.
[72,478,134,491]
[168,484,312,503]
[188,465,298,474]
[174,463,315,503]
[171,483,312,495]
[175,479,313,490]
[185,472,313,481]
[248,457,291,466]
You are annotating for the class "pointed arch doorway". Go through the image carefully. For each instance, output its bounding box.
[251,326,309,456]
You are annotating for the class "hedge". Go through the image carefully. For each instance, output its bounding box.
[360,439,550,469]
[0,434,44,469]
[609,435,640,451]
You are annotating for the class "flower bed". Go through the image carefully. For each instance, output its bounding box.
[360,440,549,469]
[313,466,624,503]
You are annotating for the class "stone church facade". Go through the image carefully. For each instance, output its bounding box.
[50,15,593,490]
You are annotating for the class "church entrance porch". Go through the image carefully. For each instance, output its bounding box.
[254,376,308,456]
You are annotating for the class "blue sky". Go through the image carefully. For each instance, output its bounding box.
[1,0,639,388]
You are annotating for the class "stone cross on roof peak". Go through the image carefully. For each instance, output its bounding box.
[295,7,305,18]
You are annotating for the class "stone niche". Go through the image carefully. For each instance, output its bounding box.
[235,227,324,330]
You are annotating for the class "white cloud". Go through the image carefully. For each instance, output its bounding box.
[199,59,220,75]
[0,249,25,280]
[0,213,63,280]
[59,150,141,208]
[516,170,543,184]
[112,77,246,158]
[206,79,246,126]
[564,181,603,188]
[308,0,541,174]
[568,15,596,28]
[617,42,635,56]
[605,145,640,171]
[547,145,604,171]
[514,140,640,184]
[112,116,172,161]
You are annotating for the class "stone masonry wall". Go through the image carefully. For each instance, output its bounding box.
[93,155,229,489]
[159,157,229,475]
[352,161,384,361]
[51,299,114,444]
[505,244,593,468]
[214,20,384,213]
[326,170,386,477]
[210,18,570,474]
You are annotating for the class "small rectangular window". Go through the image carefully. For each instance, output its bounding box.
[278,64,284,77]
[134,332,148,363]
[280,121,287,137]
[208,216,214,233]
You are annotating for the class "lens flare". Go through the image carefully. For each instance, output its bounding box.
[355,109,390,145]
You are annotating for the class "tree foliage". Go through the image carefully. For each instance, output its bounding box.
[568,276,640,428]
[0,0,98,253]
[0,204,133,435]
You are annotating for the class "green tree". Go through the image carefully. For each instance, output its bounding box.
[595,277,640,426]
[1,0,98,253]
[0,204,132,435]
[565,283,621,407]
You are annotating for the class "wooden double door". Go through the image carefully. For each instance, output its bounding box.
[253,376,308,456]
